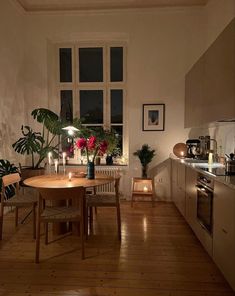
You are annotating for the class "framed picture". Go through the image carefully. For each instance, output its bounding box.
[142,104,165,131]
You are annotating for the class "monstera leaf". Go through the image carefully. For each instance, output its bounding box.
[31,108,63,135]
[0,159,18,198]
[12,126,43,155]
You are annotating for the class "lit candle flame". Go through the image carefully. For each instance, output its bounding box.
[143,186,148,192]
[68,172,72,181]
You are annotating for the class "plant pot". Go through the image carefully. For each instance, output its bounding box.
[20,167,46,182]
[141,166,148,178]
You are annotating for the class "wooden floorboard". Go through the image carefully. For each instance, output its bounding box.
[0,201,234,296]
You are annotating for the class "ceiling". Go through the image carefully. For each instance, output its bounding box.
[15,0,208,12]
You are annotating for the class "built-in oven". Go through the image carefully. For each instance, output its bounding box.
[196,173,214,235]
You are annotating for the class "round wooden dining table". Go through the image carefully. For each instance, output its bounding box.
[24,173,114,234]
[23,173,114,189]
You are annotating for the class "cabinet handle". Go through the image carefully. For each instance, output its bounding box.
[222,228,228,234]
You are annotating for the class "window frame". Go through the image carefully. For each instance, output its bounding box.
[55,41,127,158]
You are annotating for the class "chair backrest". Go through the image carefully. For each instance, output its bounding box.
[38,186,85,209]
[1,173,21,201]
[2,173,21,187]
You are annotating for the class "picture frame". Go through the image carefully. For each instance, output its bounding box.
[142,104,165,131]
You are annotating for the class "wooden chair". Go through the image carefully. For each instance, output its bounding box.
[131,177,155,207]
[36,186,85,263]
[85,176,121,240]
[0,173,37,240]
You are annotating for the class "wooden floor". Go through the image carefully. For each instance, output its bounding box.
[0,201,234,296]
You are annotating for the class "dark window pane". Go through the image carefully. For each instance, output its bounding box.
[80,90,103,124]
[111,125,123,154]
[111,89,123,123]
[79,48,103,82]
[60,90,73,123]
[110,47,123,82]
[59,48,72,82]
[60,90,74,157]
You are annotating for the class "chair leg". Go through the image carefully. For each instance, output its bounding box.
[33,203,36,239]
[45,223,48,245]
[0,204,4,240]
[0,218,2,240]
[15,207,18,228]
[35,219,41,263]
[84,206,88,240]
[131,194,134,207]
[80,218,85,260]
[116,204,121,241]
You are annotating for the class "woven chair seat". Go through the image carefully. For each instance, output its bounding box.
[86,194,116,207]
[41,206,81,221]
[4,193,37,207]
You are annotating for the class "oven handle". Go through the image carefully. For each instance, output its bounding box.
[196,185,213,196]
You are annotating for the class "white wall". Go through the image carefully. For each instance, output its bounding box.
[21,7,205,199]
[0,1,25,164]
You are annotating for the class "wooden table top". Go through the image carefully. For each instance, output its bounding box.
[23,173,114,189]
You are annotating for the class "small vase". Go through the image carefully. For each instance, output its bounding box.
[142,166,148,178]
[87,161,95,179]
[106,155,113,165]
[95,156,101,165]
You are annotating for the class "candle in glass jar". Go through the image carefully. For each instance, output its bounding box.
[68,172,72,181]
[62,152,66,166]
[54,160,58,174]
[143,186,148,192]
[48,152,52,165]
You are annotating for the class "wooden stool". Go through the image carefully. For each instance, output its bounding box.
[131,178,155,207]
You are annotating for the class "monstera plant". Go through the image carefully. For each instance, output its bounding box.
[12,108,65,169]
[0,159,18,198]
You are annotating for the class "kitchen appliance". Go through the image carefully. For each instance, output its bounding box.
[186,139,201,158]
[199,136,211,160]
[225,159,235,175]
[196,173,214,234]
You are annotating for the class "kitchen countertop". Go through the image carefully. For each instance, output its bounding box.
[172,157,235,190]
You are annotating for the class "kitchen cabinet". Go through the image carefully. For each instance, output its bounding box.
[213,181,235,290]
[171,160,185,217]
[185,166,197,229]
[185,17,235,127]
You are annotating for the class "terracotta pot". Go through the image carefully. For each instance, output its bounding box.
[20,167,46,181]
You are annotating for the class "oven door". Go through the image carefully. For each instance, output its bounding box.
[196,185,213,234]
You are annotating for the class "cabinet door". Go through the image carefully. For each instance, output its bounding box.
[171,160,185,217]
[185,18,235,127]
[185,54,205,128]
[213,182,235,290]
[204,18,235,123]
[185,167,197,227]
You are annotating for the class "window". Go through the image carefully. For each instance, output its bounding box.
[58,43,126,156]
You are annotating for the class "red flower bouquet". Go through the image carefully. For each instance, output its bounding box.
[75,136,108,163]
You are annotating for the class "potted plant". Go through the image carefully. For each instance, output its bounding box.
[12,108,64,179]
[133,144,155,178]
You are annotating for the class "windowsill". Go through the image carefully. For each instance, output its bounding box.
[66,163,128,167]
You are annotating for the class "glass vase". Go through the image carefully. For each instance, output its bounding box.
[87,161,95,179]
